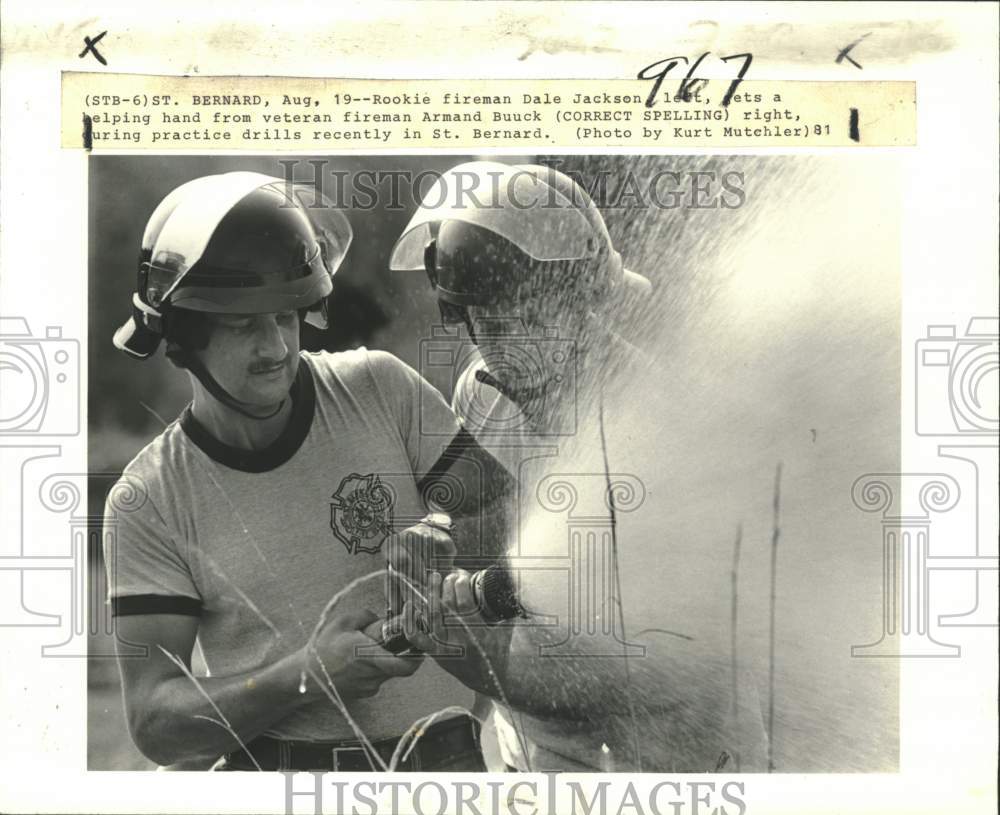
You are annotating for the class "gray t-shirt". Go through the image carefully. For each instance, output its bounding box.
[104,348,473,742]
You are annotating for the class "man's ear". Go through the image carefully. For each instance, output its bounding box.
[164,343,187,370]
[163,308,214,354]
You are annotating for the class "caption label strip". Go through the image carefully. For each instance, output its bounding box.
[62,73,916,150]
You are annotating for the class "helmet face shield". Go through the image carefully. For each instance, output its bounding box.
[428,220,541,307]
[389,162,597,273]
[283,182,353,282]
[141,173,351,312]
[140,172,277,308]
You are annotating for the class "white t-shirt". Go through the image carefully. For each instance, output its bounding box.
[104,349,473,742]
[453,347,768,772]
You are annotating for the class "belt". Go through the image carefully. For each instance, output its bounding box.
[221,714,481,771]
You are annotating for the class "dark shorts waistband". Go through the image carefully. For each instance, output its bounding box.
[219,714,484,772]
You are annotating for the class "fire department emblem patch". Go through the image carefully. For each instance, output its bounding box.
[329,473,395,554]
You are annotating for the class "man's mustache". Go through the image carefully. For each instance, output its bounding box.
[248,355,290,374]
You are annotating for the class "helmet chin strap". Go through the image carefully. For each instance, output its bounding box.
[466,307,596,407]
[170,349,287,421]
[474,367,555,406]
[460,308,565,405]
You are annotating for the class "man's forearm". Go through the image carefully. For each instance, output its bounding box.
[424,434,516,570]
[426,619,624,718]
[439,622,648,721]
[132,648,311,766]
[451,504,509,570]
[429,619,515,697]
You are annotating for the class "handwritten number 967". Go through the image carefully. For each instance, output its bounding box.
[638,52,753,108]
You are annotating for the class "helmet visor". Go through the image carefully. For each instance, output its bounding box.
[428,219,545,307]
[389,162,596,272]
[142,172,352,309]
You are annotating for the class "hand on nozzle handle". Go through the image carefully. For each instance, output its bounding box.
[373,613,428,656]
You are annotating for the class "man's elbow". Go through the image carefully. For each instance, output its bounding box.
[127,702,185,766]
[503,679,609,720]
[503,627,628,718]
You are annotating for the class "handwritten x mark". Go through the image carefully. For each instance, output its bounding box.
[79,31,108,65]
[836,33,870,70]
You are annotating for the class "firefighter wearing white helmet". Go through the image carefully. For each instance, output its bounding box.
[104,171,508,771]
[388,162,652,767]
[113,171,352,419]
[389,162,767,773]
[390,161,651,430]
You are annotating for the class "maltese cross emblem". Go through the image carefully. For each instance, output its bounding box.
[329,473,395,555]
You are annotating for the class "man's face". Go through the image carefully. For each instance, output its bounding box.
[196,311,300,408]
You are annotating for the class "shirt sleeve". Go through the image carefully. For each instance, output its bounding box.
[103,478,202,616]
[364,349,461,480]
